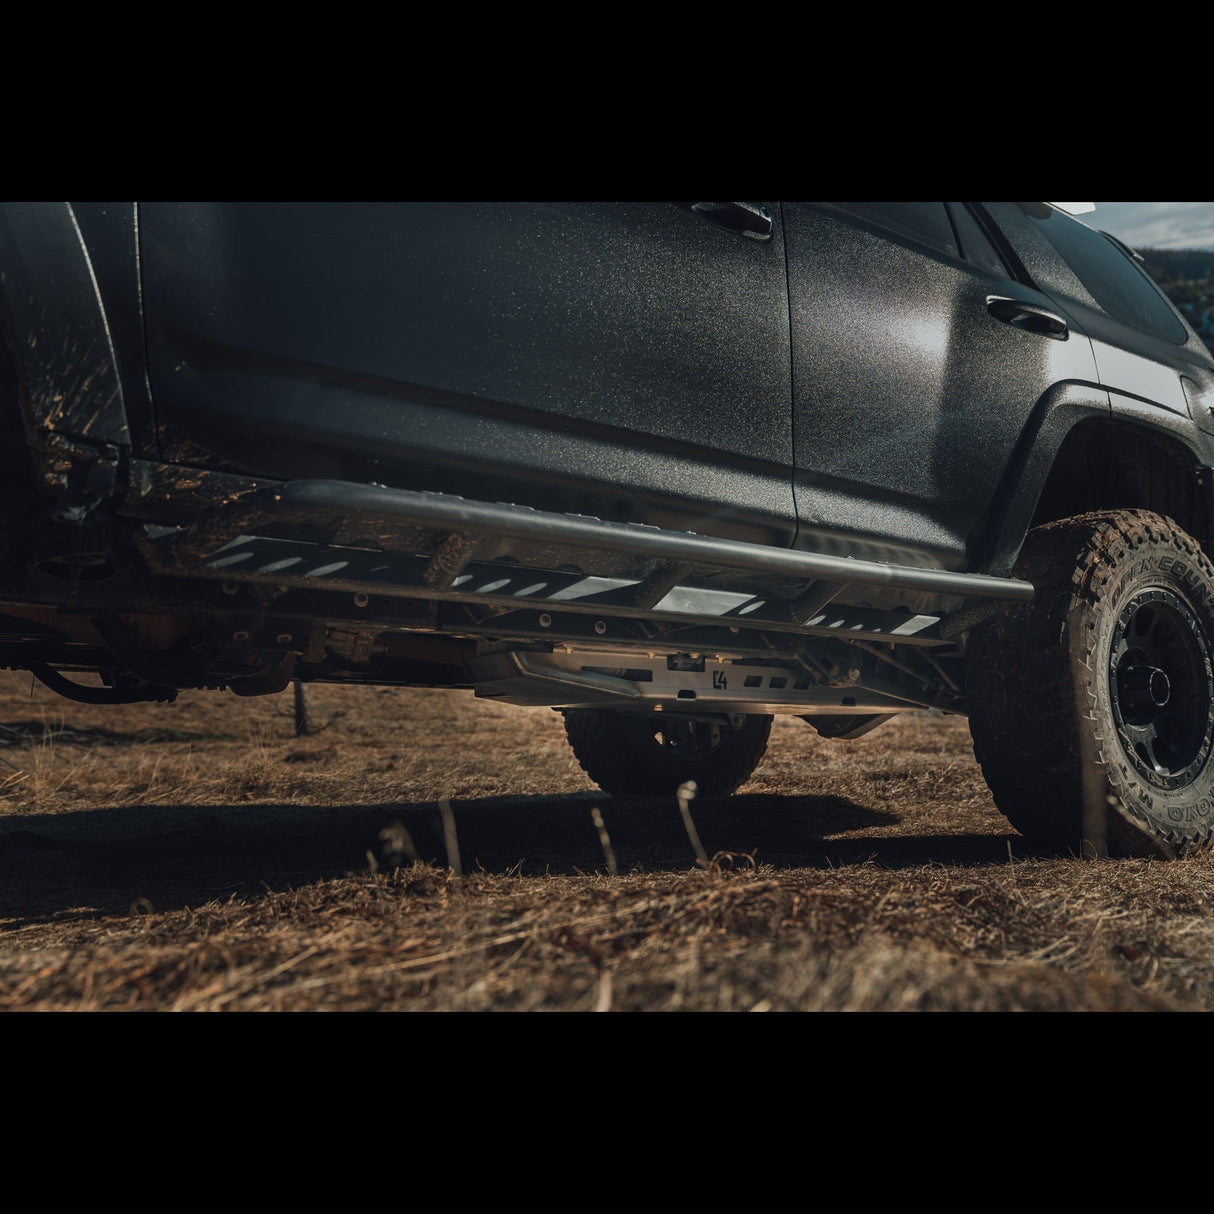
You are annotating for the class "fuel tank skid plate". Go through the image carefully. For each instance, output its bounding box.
[466,647,928,715]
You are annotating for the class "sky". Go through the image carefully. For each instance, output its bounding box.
[1065,202,1214,251]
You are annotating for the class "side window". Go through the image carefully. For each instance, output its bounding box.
[1020,204,1188,344]
[946,202,1011,279]
[828,202,959,259]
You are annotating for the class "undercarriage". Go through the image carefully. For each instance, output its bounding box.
[0,470,1029,725]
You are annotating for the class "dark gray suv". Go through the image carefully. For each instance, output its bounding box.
[3,201,1213,857]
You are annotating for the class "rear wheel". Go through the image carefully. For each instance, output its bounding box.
[563,709,772,798]
[966,510,1214,857]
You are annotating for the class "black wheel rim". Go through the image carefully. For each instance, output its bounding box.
[1109,587,1214,789]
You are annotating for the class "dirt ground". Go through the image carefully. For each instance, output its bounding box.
[2,670,1212,1011]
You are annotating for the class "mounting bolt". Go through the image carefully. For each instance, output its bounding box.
[233,630,250,643]
[653,703,663,712]
[222,581,238,596]
[539,613,552,629]
[276,633,293,645]
[353,592,369,608]
[594,620,607,635]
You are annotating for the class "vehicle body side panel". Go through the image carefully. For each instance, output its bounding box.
[137,202,797,547]
[0,202,128,447]
[980,381,1112,573]
[982,202,1214,433]
[782,202,1102,573]
[69,202,158,460]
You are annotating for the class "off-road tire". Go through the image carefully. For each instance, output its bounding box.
[563,710,772,798]
[966,510,1214,858]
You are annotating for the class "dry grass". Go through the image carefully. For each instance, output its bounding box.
[1,672,1212,1011]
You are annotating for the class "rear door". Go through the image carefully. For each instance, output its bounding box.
[138,202,796,547]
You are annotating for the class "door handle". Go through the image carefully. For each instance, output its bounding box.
[986,295,1069,340]
[687,201,773,241]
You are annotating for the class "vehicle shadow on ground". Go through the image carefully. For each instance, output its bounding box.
[0,790,1027,927]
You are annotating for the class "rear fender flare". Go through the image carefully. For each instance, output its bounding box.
[0,202,129,449]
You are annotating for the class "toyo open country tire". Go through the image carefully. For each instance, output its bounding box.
[966,510,1214,858]
[564,710,772,798]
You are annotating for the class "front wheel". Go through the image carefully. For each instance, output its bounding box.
[563,710,772,798]
[966,510,1214,858]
